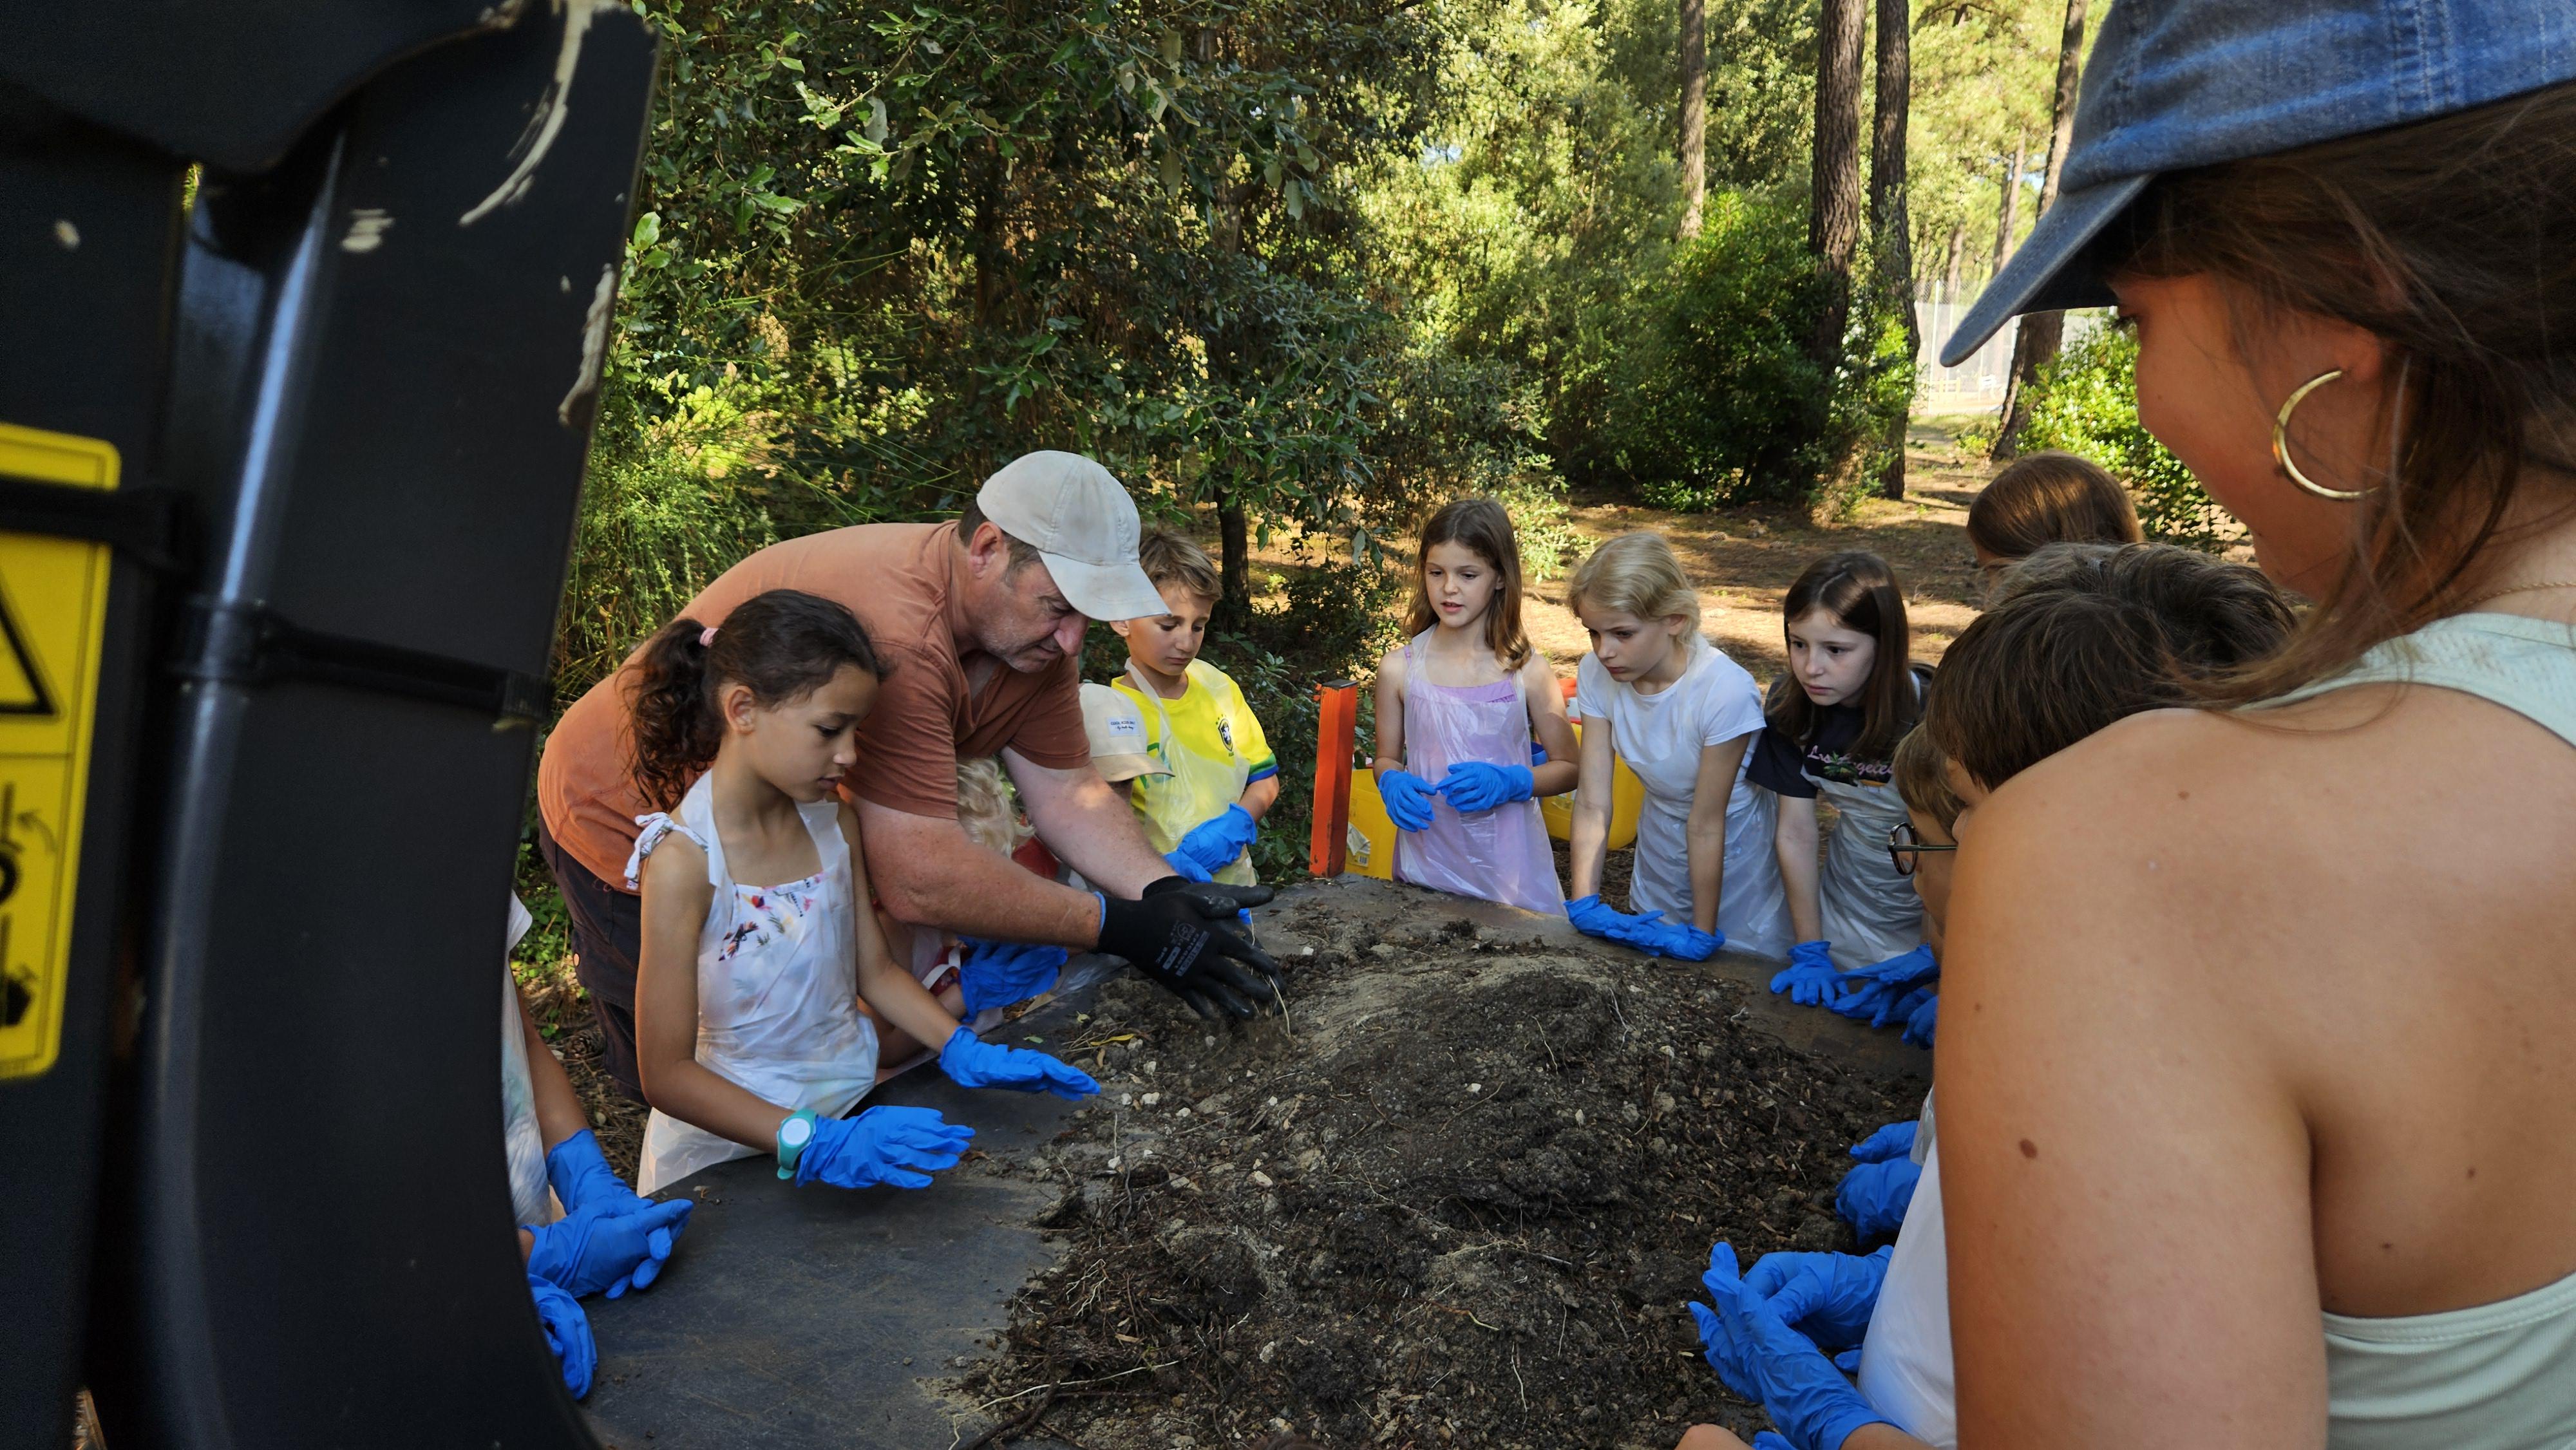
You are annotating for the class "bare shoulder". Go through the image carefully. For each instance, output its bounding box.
[1377,644,1408,689]
[1520,653,1566,703]
[639,832,714,913]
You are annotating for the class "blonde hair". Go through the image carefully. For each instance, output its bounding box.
[1891,726,1962,836]
[1137,529,1220,607]
[1567,531,1703,634]
[954,757,1032,856]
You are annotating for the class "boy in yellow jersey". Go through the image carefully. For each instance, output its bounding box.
[1101,532,1278,885]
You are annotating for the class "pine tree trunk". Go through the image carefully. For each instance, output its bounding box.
[1868,0,1915,500]
[1942,220,1964,301]
[1992,0,2089,462]
[1678,0,1707,238]
[1217,494,1252,619]
[1990,133,2025,278]
[1806,0,1866,381]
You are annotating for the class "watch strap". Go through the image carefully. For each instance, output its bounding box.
[775,1109,819,1180]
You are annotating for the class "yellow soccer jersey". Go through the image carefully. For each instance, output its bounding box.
[1109,661,1276,883]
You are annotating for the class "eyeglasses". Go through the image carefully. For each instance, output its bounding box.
[1886,820,1956,877]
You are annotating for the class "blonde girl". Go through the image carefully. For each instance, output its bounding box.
[1370,498,1577,916]
[1564,532,1793,960]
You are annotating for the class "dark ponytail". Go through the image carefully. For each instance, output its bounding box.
[626,589,890,809]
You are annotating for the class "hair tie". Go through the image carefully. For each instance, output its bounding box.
[698,625,718,647]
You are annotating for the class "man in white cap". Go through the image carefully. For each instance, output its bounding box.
[536,452,1285,1102]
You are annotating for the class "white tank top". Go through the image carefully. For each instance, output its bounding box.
[1861,616,2576,1448]
[2268,614,2576,1447]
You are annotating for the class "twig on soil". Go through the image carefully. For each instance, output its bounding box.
[970,1360,1179,1415]
[956,1384,1056,1450]
[1511,1351,1528,1413]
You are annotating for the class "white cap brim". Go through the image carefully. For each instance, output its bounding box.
[1044,550,1170,623]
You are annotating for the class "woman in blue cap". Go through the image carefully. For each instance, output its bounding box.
[1683,3,2576,1447]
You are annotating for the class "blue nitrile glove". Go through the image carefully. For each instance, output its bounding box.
[1434,760,1537,813]
[1690,1242,1766,1402]
[796,1105,975,1190]
[545,1129,649,1219]
[529,1273,595,1398]
[1848,1120,1918,1164]
[939,1026,1101,1100]
[1565,895,1671,956]
[1530,742,1549,764]
[1171,804,1259,877]
[1901,991,1937,1048]
[1379,769,1438,831]
[525,1194,693,1300]
[1768,940,1841,1006]
[1640,919,1724,961]
[1835,1155,1922,1242]
[958,937,1069,1015]
[1752,1436,1796,1450]
[1163,849,1213,883]
[1743,1247,1892,1352]
[1691,1243,1895,1450]
[1826,944,1940,1026]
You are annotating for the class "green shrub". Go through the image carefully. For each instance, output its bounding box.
[2022,326,2232,551]
[1604,193,1832,509]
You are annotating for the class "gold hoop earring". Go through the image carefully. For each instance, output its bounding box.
[2273,368,2370,501]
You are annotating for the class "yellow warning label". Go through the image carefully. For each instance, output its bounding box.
[0,421,118,1080]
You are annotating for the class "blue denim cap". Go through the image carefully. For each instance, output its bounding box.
[1942,0,2576,366]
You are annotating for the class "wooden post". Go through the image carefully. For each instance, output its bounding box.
[1309,680,1357,876]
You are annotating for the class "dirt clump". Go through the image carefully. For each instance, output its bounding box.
[963,899,1924,1449]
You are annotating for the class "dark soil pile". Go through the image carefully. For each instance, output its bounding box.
[962,899,1925,1450]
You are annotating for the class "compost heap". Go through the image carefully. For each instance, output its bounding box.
[961,896,1926,1450]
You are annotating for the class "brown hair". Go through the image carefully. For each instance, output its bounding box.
[1924,543,2296,789]
[1137,529,1221,607]
[1968,451,2144,561]
[1404,498,1532,669]
[1892,726,1962,836]
[2097,82,2576,704]
[1764,551,1918,761]
[627,589,890,809]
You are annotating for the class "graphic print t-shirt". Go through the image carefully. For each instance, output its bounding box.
[1747,699,1888,798]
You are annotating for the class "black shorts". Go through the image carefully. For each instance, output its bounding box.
[536,817,646,1103]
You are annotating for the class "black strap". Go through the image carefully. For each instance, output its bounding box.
[0,474,196,573]
[175,598,551,725]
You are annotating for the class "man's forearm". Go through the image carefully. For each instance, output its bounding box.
[863,805,1105,948]
[1018,763,1170,898]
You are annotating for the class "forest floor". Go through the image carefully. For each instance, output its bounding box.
[1522,417,1995,679]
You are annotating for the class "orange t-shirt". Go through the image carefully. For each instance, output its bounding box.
[536,522,1088,890]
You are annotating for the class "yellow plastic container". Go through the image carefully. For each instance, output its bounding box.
[1344,767,1397,880]
[1540,720,1646,850]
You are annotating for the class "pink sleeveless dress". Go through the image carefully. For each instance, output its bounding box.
[1393,632,1566,916]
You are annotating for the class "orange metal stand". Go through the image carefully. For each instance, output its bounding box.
[1309,680,1358,876]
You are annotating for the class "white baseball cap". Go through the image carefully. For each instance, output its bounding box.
[972,451,1168,623]
[1079,683,1168,782]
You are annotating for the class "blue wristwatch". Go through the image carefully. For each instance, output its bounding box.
[774,1109,818,1180]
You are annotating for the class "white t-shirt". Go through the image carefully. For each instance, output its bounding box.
[1574,637,1794,959]
[1859,1100,1954,1447]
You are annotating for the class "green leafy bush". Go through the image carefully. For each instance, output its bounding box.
[2022,326,2233,551]
[1596,193,1833,508]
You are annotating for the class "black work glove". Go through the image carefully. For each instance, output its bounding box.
[1097,877,1290,1021]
